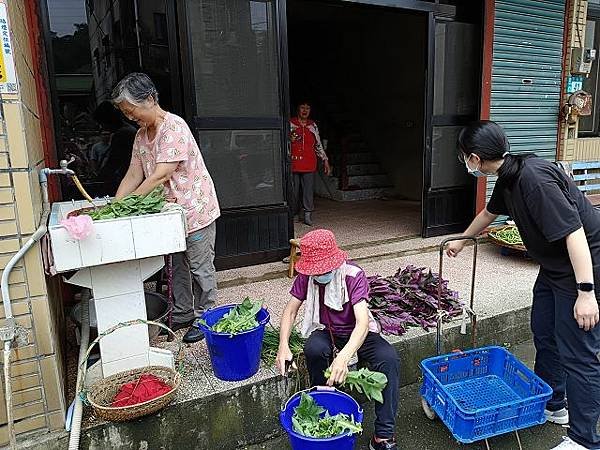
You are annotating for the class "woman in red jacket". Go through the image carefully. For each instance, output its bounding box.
[290,101,331,226]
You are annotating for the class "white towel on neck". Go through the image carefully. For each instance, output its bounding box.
[300,263,350,338]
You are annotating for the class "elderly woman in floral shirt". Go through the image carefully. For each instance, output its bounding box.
[112,72,220,343]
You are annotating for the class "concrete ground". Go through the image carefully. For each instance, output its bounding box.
[215,241,538,332]
[293,197,421,245]
[243,340,567,450]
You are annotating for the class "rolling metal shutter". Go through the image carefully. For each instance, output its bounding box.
[487,0,566,205]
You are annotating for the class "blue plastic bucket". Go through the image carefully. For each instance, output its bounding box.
[280,387,364,450]
[198,304,270,381]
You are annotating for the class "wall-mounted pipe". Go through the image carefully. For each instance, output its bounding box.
[0,171,51,449]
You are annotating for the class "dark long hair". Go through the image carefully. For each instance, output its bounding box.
[458,120,531,186]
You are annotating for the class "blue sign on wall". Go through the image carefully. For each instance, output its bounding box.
[567,75,584,93]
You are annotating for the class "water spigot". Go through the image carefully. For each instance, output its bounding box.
[59,157,75,175]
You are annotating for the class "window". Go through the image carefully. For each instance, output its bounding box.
[187,0,285,210]
[199,130,283,208]
[187,0,280,117]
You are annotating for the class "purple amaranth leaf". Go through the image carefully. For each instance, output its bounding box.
[367,265,461,336]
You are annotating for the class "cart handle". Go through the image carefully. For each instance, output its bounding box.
[437,236,478,355]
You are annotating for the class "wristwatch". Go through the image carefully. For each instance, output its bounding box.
[577,282,595,292]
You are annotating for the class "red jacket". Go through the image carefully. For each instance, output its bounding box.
[290,118,327,173]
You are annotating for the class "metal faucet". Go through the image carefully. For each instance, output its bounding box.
[44,157,75,176]
[39,157,76,205]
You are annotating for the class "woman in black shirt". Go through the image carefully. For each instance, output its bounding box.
[449,121,600,450]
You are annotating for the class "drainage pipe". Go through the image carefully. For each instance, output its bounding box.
[68,288,90,450]
[1,171,51,449]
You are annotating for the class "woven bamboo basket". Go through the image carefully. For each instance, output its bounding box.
[487,225,527,253]
[78,319,181,422]
[87,365,181,422]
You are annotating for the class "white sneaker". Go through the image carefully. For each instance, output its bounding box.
[545,407,569,425]
[550,436,588,449]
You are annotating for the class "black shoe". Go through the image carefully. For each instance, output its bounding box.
[159,319,194,336]
[182,325,205,343]
[369,437,398,450]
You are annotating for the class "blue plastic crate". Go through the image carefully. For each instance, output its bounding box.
[420,346,552,443]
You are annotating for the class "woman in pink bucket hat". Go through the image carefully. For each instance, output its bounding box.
[276,229,400,450]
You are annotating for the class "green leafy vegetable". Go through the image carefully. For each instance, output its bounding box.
[324,367,388,404]
[261,325,304,365]
[83,186,166,220]
[489,225,523,246]
[206,298,263,334]
[292,392,362,438]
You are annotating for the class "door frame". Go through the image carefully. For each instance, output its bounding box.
[282,0,457,233]
[421,5,484,237]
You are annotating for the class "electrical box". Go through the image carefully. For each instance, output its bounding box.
[571,47,597,74]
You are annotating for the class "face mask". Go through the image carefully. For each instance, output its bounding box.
[314,272,335,285]
[464,155,487,178]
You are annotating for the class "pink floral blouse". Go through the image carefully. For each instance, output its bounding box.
[131,113,220,233]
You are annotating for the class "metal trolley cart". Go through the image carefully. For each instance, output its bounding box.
[419,237,552,449]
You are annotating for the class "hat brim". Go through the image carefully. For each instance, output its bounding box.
[295,249,347,276]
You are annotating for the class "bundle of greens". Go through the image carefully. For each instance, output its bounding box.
[368,265,463,336]
[204,297,263,334]
[261,325,304,365]
[292,392,362,438]
[324,367,388,404]
[83,186,166,220]
[488,225,523,246]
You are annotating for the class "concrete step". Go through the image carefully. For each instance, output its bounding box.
[347,163,384,176]
[346,142,370,153]
[314,174,392,201]
[333,186,394,201]
[345,152,379,164]
[347,174,390,188]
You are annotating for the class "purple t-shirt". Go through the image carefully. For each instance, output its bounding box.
[290,262,369,336]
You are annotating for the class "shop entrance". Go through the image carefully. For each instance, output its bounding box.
[286,0,482,243]
[287,0,425,244]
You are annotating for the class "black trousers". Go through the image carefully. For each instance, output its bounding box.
[532,275,600,449]
[304,330,400,439]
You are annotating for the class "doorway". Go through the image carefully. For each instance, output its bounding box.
[286,0,426,244]
[285,0,481,244]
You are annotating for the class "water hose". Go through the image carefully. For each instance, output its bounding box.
[70,175,95,204]
[68,289,90,450]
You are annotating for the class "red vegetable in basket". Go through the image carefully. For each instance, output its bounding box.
[367,265,463,336]
[111,374,172,407]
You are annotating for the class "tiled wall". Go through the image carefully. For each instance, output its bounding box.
[0,0,65,444]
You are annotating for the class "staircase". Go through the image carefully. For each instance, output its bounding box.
[315,130,394,201]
